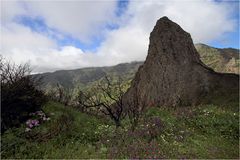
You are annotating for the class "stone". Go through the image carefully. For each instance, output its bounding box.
[122,16,239,107]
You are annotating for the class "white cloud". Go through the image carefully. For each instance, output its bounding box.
[1,1,117,42]
[0,0,119,72]
[0,0,238,73]
[126,0,236,42]
[24,1,117,43]
[93,0,237,65]
[8,46,86,72]
[1,0,27,24]
[97,25,149,65]
[1,22,56,51]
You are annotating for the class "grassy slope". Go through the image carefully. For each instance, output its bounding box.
[1,101,239,159]
[1,102,109,159]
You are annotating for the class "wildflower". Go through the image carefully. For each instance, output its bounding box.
[26,119,33,128]
[26,119,32,125]
[26,119,39,128]
[25,128,31,132]
[29,124,33,128]
[36,111,44,116]
[43,117,50,121]
[32,119,40,126]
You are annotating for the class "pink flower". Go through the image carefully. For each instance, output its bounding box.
[29,124,33,128]
[32,119,39,126]
[26,119,40,128]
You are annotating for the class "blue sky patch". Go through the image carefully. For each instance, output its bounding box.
[14,16,47,33]
[209,1,239,49]
[209,31,239,49]
[116,0,129,17]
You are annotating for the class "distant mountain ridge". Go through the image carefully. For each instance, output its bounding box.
[35,44,239,90]
[195,43,239,74]
[36,61,143,89]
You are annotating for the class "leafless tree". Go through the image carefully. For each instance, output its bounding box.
[0,55,31,85]
[48,83,73,106]
[77,76,126,128]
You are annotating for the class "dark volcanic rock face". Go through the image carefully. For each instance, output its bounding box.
[123,16,239,107]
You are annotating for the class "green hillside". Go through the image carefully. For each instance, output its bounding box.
[36,61,142,90]
[2,101,238,159]
[35,44,239,91]
[195,43,239,74]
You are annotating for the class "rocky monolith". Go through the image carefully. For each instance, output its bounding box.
[122,16,239,107]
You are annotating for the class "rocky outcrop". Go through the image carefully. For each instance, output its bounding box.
[122,16,239,107]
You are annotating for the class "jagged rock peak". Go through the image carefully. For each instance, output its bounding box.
[147,16,201,65]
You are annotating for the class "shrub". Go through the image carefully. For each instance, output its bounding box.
[1,57,46,133]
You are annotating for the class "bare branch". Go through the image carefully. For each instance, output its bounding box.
[76,75,126,127]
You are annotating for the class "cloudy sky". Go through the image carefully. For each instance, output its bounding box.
[1,0,239,73]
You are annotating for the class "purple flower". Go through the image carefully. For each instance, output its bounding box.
[26,119,40,128]
[32,119,39,126]
[29,124,33,128]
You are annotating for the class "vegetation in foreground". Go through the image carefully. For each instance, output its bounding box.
[1,101,239,159]
[1,56,239,159]
[1,57,46,133]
